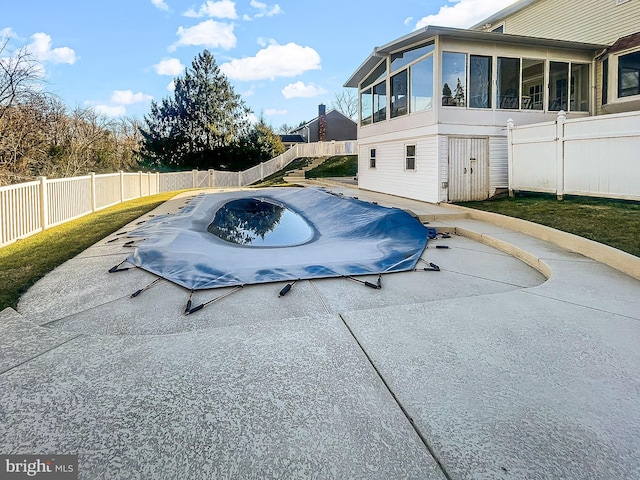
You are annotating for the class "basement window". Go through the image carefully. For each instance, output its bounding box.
[405,145,416,171]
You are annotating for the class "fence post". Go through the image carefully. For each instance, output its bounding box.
[192,170,198,189]
[506,118,515,197]
[39,176,49,232]
[260,162,264,181]
[238,171,242,187]
[138,171,143,198]
[156,172,160,193]
[556,110,566,200]
[119,171,125,202]
[90,172,97,212]
[208,169,215,187]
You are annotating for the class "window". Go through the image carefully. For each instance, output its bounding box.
[373,81,387,122]
[411,55,433,112]
[522,59,544,110]
[469,55,492,108]
[360,88,372,125]
[618,50,640,98]
[497,57,520,109]
[571,63,590,111]
[442,52,467,107]
[602,58,609,105]
[549,61,569,111]
[391,70,408,118]
[405,145,416,170]
[362,61,386,89]
[491,25,504,33]
[391,42,434,73]
[369,148,376,168]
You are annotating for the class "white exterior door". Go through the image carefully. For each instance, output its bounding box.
[448,137,489,202]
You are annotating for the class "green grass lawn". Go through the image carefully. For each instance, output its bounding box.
[305,155,357,178]
[0,191,187,311]
[457,193,640,257]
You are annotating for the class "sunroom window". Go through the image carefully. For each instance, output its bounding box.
[618,50,640,98]
[360,88,372,125]
[391,70,408,118]
[442,52,467,107]
[373,81,387,122]
[469,55,491,108]
[571,63,590,111]
[497,57,520,109]
[522,59,544,110]
[549,61,569,111]
[391,42,435,72]
[410,55,433,112]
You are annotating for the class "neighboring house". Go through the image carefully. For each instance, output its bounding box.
[288,104,357,143]
[344,1,640,203]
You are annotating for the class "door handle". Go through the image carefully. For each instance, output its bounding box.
[470,167,473,174]
[464,167,467,174]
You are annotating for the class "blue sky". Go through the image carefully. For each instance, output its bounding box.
[2,0,516,129]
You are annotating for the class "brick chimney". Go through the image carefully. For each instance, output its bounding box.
[318,104,326,142]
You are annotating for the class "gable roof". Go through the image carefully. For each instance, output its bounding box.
[290,109,355,132]
[344,25,606,88]
[470,0,540,30]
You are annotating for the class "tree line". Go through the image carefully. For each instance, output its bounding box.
[0,43,284,186]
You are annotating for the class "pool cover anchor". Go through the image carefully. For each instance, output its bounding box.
[108,259,135,273]
[346,274,382,290]
[131,278,163,298]
[185,285,244,315]
[278,279,299,297]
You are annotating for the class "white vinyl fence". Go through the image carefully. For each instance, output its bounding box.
[0,141,357,248]
[508,111,640,200]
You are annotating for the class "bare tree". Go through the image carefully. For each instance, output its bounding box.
[0,38,43,122]
[331,89,358,120]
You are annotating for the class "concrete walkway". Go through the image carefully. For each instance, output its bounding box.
[1,184,639,479]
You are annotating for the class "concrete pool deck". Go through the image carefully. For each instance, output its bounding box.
[1,183,639,479]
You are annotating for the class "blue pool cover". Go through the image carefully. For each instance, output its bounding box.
[126,188,430,290]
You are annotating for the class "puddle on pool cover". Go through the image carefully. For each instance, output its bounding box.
[207,197,315,247]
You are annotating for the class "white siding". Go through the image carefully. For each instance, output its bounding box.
[489,137,509,196]
[504,0,640,45]
[358,136,440,203]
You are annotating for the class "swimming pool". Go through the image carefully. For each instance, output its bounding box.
[124,187,430,291]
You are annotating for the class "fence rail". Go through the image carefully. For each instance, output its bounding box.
[0,141,357,248]
[508,111,640,201]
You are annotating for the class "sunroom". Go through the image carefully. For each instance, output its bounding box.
[344,26,605,202]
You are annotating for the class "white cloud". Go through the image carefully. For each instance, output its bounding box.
[111,90,153,105]
[415,0,517,29]
[247,0,282,19]
[167,80,176,91]
[154,57,184,75]
[1,27,17,39]
[281,81,327,99]
[183,0,238,19]
[28,33,77,64]
[94,105,126,117]
[151,0,169,11]
[265,108,287,115]
[170,19,236,51]
[220,41,320,81]
[404,17,414,26]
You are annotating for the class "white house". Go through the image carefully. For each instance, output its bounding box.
[344,1,640,203]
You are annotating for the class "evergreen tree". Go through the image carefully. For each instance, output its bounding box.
[246,116,285,163]
[140,50,251,169]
